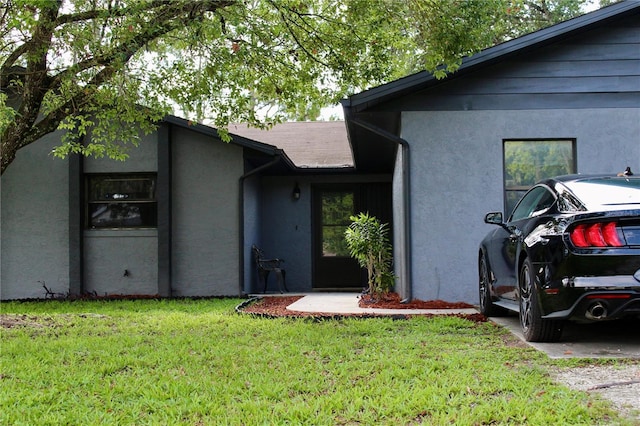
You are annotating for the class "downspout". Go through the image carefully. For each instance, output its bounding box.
[347,117,413,303]
[238,155,282,296]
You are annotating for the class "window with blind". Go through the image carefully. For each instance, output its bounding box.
[86,174,157,229]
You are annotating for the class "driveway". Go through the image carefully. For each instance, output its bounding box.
[492,315,640,422]
[490,314,640,359]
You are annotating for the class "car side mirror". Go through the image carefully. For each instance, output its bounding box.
[484,212,504,225]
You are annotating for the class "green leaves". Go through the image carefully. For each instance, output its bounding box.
[0,93,16,135]
[345,212,394,296]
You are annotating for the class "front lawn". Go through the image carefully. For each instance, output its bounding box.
[0,299,624,425]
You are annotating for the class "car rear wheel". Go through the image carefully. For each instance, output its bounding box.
[479,255,505,317]
[519,258,563,342]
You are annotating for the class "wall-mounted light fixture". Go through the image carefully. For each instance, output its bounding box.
[292,182,301,200]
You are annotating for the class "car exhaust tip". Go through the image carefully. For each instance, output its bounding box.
[586,302,608,320]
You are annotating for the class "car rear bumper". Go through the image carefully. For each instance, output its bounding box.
[530,245,640,318]
[564,274,640,288]
[542,286,640,320]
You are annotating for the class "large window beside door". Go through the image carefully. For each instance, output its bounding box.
[503,139,575,216]
[320,191,354,257]
[86,174,157,229]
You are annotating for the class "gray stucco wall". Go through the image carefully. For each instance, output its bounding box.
[171,126,242,296]
[403,108,640,303]
[83,133,158,174]
[1,122,253,299]
[0,132,70,300]
[83,229,158,295]
[259,177,313,292]
[82,132,159,296]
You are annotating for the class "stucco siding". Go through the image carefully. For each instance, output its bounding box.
[0,132,70,300]
[83,132,158,173]
[171,127,242,296]
[83,230,158,295]
[403,108,640,303]
[260,177,313,292]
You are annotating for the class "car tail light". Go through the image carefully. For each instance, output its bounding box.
[570,222,623,248]
[586,294,631,299]
[602,222,623,246]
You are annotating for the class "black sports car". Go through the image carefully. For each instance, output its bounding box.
[479,174,640,342]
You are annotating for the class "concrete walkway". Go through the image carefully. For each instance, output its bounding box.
[284,293,479,316]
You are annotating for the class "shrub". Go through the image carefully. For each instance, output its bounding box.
[344,212,394,298]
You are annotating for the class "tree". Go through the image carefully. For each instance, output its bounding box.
[0,0,601,175]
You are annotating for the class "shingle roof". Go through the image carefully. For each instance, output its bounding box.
[228,121,353,168]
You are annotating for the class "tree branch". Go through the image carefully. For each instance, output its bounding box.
[0,42,32,87]
[2,1,235,89]
[47,1,233,95]
[54,0,168,25]
[16,64,119,151]
[267,0,331,68]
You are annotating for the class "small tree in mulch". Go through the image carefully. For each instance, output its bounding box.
[344,212,394,300]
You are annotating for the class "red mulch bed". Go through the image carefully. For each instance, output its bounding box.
[238,293,486,322]
[240,296,309,317]
[358,292,475,309]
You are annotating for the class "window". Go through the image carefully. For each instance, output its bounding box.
[86,174,157,228]
[503,139,575,216]
[321,190,354,257]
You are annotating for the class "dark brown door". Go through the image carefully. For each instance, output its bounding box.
[312,183,392,290]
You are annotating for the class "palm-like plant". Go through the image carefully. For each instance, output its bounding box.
[344,212,394,298]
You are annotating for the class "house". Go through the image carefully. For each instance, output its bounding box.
[1,2,638,301]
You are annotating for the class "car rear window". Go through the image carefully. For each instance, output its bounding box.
[566,178,640,210]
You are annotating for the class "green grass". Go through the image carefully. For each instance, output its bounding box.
[0,299,628,425]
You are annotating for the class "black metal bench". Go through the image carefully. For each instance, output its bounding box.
[252,245,288,293]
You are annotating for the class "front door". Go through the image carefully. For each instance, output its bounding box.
[312,183,392,290]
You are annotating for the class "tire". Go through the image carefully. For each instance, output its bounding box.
[479,254,506,317]
[519,258,564,342]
